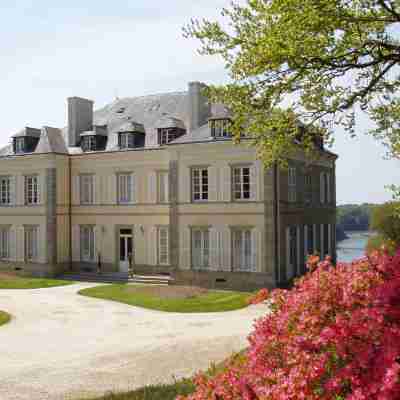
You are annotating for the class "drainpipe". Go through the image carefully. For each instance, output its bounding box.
[68,156,73,271]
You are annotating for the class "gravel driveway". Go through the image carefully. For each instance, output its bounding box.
[0,283,269,400]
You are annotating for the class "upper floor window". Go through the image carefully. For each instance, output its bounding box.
[233,166,251,200]
[80,225,95,262]
[158,226,169,265]
[192,228,210,270]
[15,138,25,154]
[192,168,208,202]
[304,174,312,205]
[210,119,231,138]
[232,228,254,272]
[158,171,169,203]
[24,226,38,261]
[288,167,297,203]
[80,174,94,204]
[118,133,135,149]
[0,177,11,205]
[320,171,331,204]
[0,227,10,259]
[25,175,39,205]
[81,136,97,152]
[118,173,134,204]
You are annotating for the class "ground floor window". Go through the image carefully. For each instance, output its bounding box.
[158,226,169,265]
[192,229,210,269]
[24,226,38,261]
[80,226,95,262]
[0,227,10,259]
[232,229,253,271]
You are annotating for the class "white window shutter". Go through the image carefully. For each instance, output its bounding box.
[72,225,81,262]
[208,166,218,202]
[92,175,98,205]
[179,226,191,269]
[38,225,46,263]
[131,174,136,203]
[9,176,16,205]
[221,227,231,271]
[72,176,80,205]
[94,225,102,260]
[320,172,325,204]
[17,175,24,206]
[9,226,16,261]
[148,171,157,204]
[221,165,231,202]
[179,167,191,203]
[251,228,261,272]
[37,174,43,205]
[209,227,218,270]
[250,163,258,201]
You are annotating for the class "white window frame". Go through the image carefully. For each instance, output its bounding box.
[158,226,169,265]
[191,167,209,202]
[210,119,231,138]
[0,227,10,259]
[119,133,134,149]
[80,225,95,262]
[288,167,297,203]
[118,173,133,204]
[191,228,210,269]
[157,171,169,203]
[24,226,38,261]
[232,166,251,201]
[25,175,39,205]
[232,228,254,272]
[0,176,11,206]
[15,138,25,154]
[80,174,94,205]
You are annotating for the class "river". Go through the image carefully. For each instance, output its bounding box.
[336,231,373,262]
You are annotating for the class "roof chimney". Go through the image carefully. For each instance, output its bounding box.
[67,97,93,146]
[188,82,211,133]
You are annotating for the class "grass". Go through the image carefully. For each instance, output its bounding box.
[0,310,11,326]
[0,272,74,289]
[78,284,251,313]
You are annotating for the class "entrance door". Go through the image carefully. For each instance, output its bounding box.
[119,229,133,272]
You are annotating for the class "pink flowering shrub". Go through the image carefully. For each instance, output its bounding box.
[178,250,400,400]
[247,288,270,305]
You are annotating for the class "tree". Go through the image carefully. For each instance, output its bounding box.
[184,0,400,168]
[370,201,400,246]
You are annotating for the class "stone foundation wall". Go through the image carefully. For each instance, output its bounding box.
[0,261,69,278]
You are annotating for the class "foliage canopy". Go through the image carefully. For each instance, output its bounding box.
[185,0,400,167]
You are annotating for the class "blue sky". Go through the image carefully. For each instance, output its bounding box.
[0,1,399,204]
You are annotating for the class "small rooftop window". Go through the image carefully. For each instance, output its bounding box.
[156,116,186,145]
[80,126,108,152]
[209,118,232,138]
[11,127,41,154]
[117,122,145,149]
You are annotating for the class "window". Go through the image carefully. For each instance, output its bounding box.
[158,226,169,265]
[210,119,231,138]
[158,171,169,203]
[0,177,11,205]
[80,226,95,262]
[192,168,208,201]
[80,175,94,204]
[304,174,312,205]
[118,173,134,204]
[81,136,97,152]
[119,133,135,149]
[323,224,330,257]
[158,128,184,145]
[24,226,38,261]
[288,167,297,203]
[25,175,39,205]
[15,138,25,154]
[192,229,210,269]
[325,172,331,203]
[0,227,10,259]
[232,229,253,271]
[306,224,314,255]
[233,166,251,200]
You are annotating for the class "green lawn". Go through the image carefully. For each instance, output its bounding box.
[0,272,74,289]
[79,285,251,313]
[0,310,11,326]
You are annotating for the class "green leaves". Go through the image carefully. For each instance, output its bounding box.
[185,0,400,168]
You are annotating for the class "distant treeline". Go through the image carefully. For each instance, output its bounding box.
[336,203,377,241]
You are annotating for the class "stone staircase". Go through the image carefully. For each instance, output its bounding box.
[58,271,173,285]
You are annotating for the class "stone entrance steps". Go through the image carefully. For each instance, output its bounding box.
[58,272,173,285]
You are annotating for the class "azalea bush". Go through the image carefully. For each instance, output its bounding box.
[247,288,269,305]
[178,251,400,400]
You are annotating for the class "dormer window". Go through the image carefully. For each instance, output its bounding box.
[81,136,97,152]
[118,133,135,149]
[209,119,232,138]
[12,127,41,154]
[158,128,183,145]
[117,122,145,150]
[80,126,107,152]
[156,116,186,146]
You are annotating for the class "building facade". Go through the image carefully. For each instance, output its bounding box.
[0,82,337,290]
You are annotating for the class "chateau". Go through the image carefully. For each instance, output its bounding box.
[0,82,337,290]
